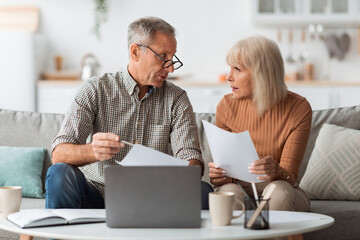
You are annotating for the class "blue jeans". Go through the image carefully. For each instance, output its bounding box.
[45,163,104,209]
[45,163,213,210]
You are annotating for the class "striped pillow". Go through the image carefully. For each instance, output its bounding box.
[299,124,360,200]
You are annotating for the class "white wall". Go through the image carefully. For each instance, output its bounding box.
[1,0,360,82]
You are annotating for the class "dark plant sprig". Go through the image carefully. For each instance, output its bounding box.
[92,0,109,40]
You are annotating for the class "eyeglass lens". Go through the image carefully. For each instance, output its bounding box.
[163,60,182,70]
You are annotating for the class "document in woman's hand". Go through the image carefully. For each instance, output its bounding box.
[202,120,264,183]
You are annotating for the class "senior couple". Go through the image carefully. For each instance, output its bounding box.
[46,16,311,212]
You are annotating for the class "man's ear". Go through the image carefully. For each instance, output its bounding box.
[130,44,141,62]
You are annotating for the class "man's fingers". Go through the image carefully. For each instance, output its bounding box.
[93,132,120,141]
[92,139,122,148]
[93,146,121,154]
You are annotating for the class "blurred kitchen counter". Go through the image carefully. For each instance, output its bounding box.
[37,79,84,86]
[37,79,360,114]
[37,79,360,87]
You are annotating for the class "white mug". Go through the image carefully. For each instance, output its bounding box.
[209,191,245,226]
[0,186,22,218]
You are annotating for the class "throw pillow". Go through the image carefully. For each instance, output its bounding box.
[0,146,46,198]
[299,124,360,200]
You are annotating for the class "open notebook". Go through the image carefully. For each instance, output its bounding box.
[7,209,105,228]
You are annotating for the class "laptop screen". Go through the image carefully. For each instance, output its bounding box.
[105,166,201,228]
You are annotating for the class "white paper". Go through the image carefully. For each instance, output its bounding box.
[202,120,263,183]
[51,209,105,221]
[7,209,57,226]
[117,144,188,166]
[7,209,105,228]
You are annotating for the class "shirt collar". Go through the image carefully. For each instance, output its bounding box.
[122,66,156,96]
[122,66,138,96]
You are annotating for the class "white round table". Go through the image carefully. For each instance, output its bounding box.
[0,210,334,240]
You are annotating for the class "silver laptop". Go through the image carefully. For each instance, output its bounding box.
[104,165,201,228]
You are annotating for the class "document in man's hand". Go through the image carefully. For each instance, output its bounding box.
[7,209,105,228]
[202,120,264,183]
[116,144,188,166]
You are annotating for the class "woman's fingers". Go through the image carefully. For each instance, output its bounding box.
[209,166,226,174]
[209,172,225,178]
[210,176,232,186]
[208,162,231,186]
[249,156,277,176]
[208,162,226,177]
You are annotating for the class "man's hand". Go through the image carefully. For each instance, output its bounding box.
[248,156,278,181]
[188,159,204,176]
[208,162,232,187]
[91,133,125,161]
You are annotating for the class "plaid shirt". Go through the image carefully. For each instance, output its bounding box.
[52,68,202,196]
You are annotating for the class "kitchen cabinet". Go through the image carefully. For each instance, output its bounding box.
[331,86,360,108]
[36,80,360,114]
[36,81,230,114]
[181,86,230,113]
[252,0,360,27]
[183,82,360,112]
[287,85,332,110]
[37,81,82,114]
[288,82,360,110]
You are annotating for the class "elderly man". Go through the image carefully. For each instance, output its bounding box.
[45,16,213,210]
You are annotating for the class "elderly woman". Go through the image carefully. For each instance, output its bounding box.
[208,36,311,212]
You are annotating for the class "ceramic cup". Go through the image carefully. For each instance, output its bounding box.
[0,186,22,218]
[209,192,245,226]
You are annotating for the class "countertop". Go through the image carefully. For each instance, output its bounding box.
[37,79,360,87]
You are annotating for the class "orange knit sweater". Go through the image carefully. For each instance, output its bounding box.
[215,91,312,185]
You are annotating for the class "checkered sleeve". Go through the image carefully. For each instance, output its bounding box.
[51,79,98,153]
[170,90,203,164]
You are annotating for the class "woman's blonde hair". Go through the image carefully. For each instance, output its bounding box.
[226,35,287,115]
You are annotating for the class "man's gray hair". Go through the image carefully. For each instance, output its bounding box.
[128,16,176,53]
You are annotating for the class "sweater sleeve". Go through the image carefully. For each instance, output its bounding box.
[274,99,312,185]
[215,95,233,132]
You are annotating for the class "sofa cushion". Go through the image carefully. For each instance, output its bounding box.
[298,105,360,183]
[0,109,64,188]
[299,124,360,200]
[300,123,360,200]
[0,146,46,198]
[194,112,215,184]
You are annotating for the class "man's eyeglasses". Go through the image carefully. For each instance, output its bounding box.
[137,44,183,70]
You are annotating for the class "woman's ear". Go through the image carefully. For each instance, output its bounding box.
[130,44,140,61]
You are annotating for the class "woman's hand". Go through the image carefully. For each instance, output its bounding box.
[208,162,233,187]
[248,156,278,181]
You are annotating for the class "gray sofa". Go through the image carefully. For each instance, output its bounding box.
[1,106,360,240]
